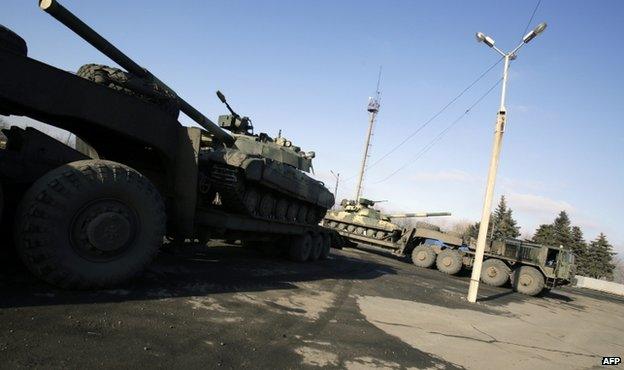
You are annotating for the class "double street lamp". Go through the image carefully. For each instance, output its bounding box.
[467,22,548,303]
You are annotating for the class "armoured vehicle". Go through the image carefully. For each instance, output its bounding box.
[463,239,576,296]
[0,0,334,289]
[325,200,574,296]
[323,198,451,244]
[413,238,577,296]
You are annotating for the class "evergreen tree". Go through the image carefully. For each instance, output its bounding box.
[584,233,616,280]
[466,196,520,241]
[532,224,556,245]
[552,211,573,247]
[570,226,589,275]
[490,196,520,241]
[532,211,573,248]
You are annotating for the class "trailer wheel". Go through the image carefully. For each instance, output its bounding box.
[411,244,436,268]
[436,249,462,275]
[480,258,510,287]
[319,233,331,259]
[288,233,312,262]
[76,64,180,118]
[14,160,166,289]
[309,234,323,261]
[511,266,545,296]
[0,25,27,56]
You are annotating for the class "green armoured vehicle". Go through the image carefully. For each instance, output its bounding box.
[323,198,451,244]
[324,199,575,296]
[410,236,576,296]
[461,239,576,296]
[0,0,335,289]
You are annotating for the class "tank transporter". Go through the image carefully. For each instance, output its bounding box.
[0,0,335,289]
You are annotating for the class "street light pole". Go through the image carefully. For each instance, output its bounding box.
[330,170,340,204]
[467,23,547,303]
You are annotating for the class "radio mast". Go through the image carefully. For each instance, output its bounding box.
[354,67,382,201]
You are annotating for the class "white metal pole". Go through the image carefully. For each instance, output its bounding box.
[355,110,376,201]
[467,54,510,303]
[334,173,340,201]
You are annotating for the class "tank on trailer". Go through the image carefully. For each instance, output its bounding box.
[0,0,335,289]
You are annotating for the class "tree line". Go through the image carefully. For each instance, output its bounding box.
[466,195,617,281]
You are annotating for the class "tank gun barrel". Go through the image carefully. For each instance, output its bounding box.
[387,212,451,218]
[38,0,235,147]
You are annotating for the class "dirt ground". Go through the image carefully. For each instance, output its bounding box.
[1,243,622,369]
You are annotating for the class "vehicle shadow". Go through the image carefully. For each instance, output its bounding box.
[0,243,396,309]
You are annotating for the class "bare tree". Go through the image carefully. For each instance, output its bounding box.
[612,256,624,284]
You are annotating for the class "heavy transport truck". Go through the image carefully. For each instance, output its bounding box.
[0,0,336,289]
[324,198,576,296]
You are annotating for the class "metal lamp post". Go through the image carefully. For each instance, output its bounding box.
[330,170,340,204]
[467,22,547,303]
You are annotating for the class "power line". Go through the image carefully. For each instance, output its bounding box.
[363,57,504,173]
[522,0,542,36]
[371,77,503,184]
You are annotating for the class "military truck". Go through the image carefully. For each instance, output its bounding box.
[0,0,335,289]
[407,237,575,296]
[325,199,575,296]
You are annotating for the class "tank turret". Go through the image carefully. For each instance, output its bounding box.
[39,0,334,226]
[323,197,451,243]
[387,212,452,218]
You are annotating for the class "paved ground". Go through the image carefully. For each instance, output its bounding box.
[1,243,622,369]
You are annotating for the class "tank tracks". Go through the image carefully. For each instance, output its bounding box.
[207,164,326,226]
[322,219,400,242]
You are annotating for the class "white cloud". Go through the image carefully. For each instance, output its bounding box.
[410,169,477,183]
[507,193,574,215]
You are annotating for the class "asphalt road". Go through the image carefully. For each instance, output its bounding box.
[1,243,622,369]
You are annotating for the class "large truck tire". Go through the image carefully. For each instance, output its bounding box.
[14,160,166,289]
[288,233,312,262]
[76,64,180,118]
[511,266,545,296]
[435,249,462,275]
[411,244,436,268]
[480,258,510,287]
[0,25,27,56]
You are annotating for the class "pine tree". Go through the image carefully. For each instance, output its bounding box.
[532,224,556,245]
[466,196,520,241]
[491,196,520,241]
[584,233,616,280]
[533,211,573,248]
[570,226,588,275]
[552,211,573,247]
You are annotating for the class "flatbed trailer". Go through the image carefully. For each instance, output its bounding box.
[0,1,337,289]
[335,225,576,296]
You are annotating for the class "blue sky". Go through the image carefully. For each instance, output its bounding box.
[3,0,623,253]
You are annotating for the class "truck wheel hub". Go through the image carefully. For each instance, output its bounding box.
[87,212,131,251]
[442,256,452,267]
[71,200,137,260]
[487,267,498,277]
[416,251,427,261]
[519,274,533,286]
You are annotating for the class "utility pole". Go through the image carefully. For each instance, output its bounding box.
[330,170,340,204]
[467,23,547,303]
[355,67,382,201]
